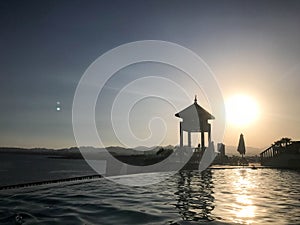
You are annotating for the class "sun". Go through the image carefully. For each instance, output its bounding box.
[225,94,260,127]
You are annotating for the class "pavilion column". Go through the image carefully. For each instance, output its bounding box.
[188,131,191,147]
[208,125,211,143]
[201,131,205,150]
[180,122,183,147]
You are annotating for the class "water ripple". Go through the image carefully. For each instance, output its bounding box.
[0,169,299,224]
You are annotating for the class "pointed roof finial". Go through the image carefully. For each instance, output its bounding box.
[194,95,197,103]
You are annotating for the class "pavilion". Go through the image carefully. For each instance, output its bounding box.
[175,96,215,150]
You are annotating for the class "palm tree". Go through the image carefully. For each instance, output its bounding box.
[280,137,292,147]
[274,140,282,147]
[274,137,292,148]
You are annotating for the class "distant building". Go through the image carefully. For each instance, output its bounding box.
[212,143,227,165]
[218,143,225,157]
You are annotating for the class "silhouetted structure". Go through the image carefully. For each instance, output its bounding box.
[260,138,300,168]
[237,134,248,166]
[237,133,246,156]
[175,96,215,150]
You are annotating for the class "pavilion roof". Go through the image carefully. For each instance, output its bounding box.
[175,98,215,120]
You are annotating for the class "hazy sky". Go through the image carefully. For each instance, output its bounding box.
[1,0,300,150]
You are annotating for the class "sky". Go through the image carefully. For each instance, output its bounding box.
[1,0,300,151]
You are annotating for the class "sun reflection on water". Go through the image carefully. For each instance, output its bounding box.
[234,195,256,224]
[232,169,257,224]
[175,169,299,224]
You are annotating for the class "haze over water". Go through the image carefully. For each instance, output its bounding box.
[0,168,299,225]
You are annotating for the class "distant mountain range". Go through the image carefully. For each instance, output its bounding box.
[0,146,172,156]
[224,145,264,156]
[0,144,264,156]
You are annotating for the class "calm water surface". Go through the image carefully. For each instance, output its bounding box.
[0,168,299,225]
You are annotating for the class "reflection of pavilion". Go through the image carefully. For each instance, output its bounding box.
[175,170,215,221]
[175,96,215,150]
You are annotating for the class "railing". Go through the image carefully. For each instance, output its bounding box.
[260,142,300,164]
[260,146,277,164]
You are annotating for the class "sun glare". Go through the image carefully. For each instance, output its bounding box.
[225,95,260,127]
